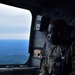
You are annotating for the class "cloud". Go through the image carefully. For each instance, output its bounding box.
[0,24,31,34]
[0,33,30,40]
[0,3,32,27]
[0,3,32,39]
[0,3,32,16]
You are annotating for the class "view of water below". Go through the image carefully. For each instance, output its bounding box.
[0,40,29,64]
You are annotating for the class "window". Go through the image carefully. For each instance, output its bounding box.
[0,4,32,64]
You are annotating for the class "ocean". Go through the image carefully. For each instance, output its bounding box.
[0,40,29,64]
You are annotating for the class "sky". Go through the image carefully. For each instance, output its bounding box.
[0,3,32,40]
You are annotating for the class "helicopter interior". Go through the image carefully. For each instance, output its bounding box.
[0,0,75,75]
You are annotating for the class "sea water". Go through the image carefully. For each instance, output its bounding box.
[0,40,29,64]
